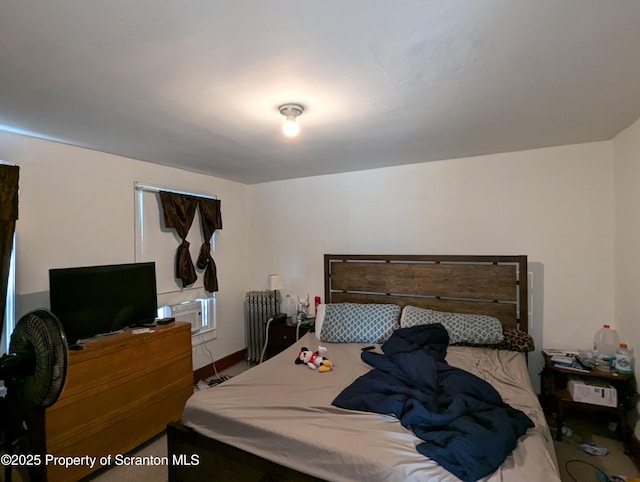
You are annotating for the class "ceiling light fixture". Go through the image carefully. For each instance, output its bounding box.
[279,104,304,137]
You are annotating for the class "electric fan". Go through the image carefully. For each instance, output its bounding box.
[0,309,68,481]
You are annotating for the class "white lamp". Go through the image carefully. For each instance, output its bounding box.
[269,274,283,291]
[279,104,304,137]
[269,274,283,313]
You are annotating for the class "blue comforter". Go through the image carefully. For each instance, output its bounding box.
[332,323,534,482]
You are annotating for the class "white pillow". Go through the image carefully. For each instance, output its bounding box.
[314,303,326,339]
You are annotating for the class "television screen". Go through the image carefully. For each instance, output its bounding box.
[49,262,158,343]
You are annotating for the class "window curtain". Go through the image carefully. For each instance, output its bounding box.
[159,191,222,292]
[0,164,19,327]
[159,191,199,288]
[196,198,222,293]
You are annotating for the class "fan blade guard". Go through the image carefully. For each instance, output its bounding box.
[8,309,68,408]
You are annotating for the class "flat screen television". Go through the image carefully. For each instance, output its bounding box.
[49,262,158,343]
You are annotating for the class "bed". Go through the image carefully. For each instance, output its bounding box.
[167,254,561,482]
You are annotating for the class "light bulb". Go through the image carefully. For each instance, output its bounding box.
[279,104,303,137]
[283,116,299,137]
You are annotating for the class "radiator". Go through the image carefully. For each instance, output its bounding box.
[245,290,278,363]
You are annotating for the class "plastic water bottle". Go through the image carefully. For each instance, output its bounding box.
[282,294,297,320]
[614,343,634,374]
[593,324,620,359]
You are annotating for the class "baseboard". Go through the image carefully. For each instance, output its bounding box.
[193,348,246,383]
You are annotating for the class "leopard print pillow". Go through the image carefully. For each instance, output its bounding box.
[500,327,535,352]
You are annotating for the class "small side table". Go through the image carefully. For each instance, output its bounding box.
[540,353,635,452]
[264,319,314,360]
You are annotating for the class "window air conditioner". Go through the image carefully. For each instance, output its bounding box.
[169,301,203,334]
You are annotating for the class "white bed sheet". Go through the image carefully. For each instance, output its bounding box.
[182,332,560,482]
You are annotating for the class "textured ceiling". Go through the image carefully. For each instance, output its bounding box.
[2,0,640,184]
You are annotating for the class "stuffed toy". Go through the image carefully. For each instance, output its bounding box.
[295,346,333,372]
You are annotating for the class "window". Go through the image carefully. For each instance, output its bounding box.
[134,183,217,342]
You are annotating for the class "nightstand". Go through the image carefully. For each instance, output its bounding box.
[540,352,635,452]
[264,320,313,360]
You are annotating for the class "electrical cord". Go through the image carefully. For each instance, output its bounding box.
[259,316,305,364]
[196,331,221,383]
[259,311,312,364]
[565,459,612,482]
[259,317,273,364]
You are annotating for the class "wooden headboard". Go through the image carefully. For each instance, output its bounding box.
[324,254,528,334]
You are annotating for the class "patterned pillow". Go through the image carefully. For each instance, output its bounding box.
[400,305,435,328]
[434,311,504,345]
[400,306,503,344]
[452,328,535,352]
[319,303,401,343]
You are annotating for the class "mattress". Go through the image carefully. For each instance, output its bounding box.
[182,332,560,482]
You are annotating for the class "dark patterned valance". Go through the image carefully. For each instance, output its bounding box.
[159,191,222,292]
[196,198,222,292]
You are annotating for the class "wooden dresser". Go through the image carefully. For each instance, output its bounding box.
[44,321,193,482]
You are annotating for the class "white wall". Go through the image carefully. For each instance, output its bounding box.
[248,142,616,390]
[0,127,626,395]
[3,119,637,432]
[0,131,249,370]
[249,142,615,347]
[613,116,640,438]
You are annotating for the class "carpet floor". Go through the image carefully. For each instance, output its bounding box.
[83,433,167,482]
[551,415,639,482]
